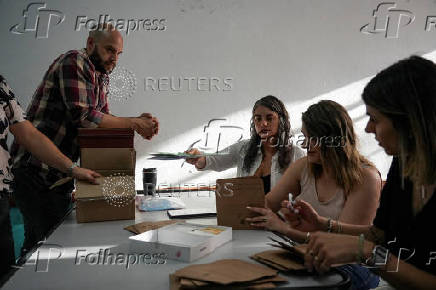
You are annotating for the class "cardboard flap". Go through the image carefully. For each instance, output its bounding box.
[215,177,265,229]
[75,175,135,200]
[80,148,136,170]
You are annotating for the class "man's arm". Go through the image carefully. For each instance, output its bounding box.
[58,53,158,139]
[10,120,100,182]
[98,114,157,139]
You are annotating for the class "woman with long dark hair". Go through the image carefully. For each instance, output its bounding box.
[271,56,436,289]
[186,95,305,193]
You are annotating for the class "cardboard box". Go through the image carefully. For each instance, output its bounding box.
[78,128,134,148]
[215,176,265,230]
[75,129,136,223]
[129,223,232,262]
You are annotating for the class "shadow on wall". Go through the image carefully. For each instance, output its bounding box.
[135,50,436,188]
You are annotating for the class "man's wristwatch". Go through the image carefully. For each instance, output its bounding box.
[67,163,78,177]
[364,245,389,268]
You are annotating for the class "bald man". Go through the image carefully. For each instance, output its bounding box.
[11,24,158,257]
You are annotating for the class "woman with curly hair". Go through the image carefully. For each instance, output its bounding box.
[186,95,305,193]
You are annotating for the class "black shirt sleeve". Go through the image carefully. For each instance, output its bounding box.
[373,158,399,231]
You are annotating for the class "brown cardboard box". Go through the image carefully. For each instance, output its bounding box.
[75,129,136,223]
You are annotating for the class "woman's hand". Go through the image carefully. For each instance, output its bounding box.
[304,232,371,274]
[72,167,101,184]
[185,148,206,169]
[280,199,323,232]
[245,207,289,233]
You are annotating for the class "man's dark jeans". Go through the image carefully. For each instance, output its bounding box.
[0,191,15,281]
[12,167,73,257]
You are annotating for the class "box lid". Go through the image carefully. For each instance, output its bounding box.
[80,148,136,170]
[78,128,134,148]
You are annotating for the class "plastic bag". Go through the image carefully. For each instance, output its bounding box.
[136,195,186,212]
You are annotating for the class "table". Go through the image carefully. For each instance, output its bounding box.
[2,192,350,289]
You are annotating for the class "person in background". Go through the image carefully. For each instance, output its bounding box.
[267,56,436,289]
[10,23,159,257]
[186,95,305,194]
[0,75,99,282]
[247,100,382,290]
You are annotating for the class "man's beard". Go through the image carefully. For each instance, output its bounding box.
[89,46,115,74]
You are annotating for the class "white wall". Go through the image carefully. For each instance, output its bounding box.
[2,0,436,188]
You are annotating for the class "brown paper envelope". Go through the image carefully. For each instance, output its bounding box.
[216,177,265,230]
[178,278,277,289]
[179,278,198,288]
[174,259,278,285]
[252,249,305,271]
[250,256,289,271]
[124,225,139,234]
[170,274,182,290]
[186,274,287,287]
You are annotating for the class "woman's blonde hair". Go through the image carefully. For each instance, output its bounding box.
[362,55,436,186]
[302,100,375,195]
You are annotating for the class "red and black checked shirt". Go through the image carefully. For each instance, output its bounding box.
[11,49,110,185]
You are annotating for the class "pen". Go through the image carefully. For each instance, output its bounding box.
[287,193,299,214]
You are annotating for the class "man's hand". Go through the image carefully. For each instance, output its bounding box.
[132,113,159,140]
[72,167,101,184]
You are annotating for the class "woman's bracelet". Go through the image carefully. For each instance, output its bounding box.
[327,218,333,232]
[356,233,365,263]
[337,220,343,234]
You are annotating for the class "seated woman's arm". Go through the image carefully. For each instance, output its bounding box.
[186,141,245,171]
[338,166,382,225]
[265,157,306,212]
[305,229,436,290]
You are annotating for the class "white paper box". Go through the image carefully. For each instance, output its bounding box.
[129,223,232,262]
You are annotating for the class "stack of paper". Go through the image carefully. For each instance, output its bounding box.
[251,248,306,271]
[170,259,287,289]
[250,231,307,271]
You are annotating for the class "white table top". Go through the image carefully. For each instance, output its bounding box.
[3,193,348,289]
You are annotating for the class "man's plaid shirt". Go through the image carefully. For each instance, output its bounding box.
[11,49,110,185]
